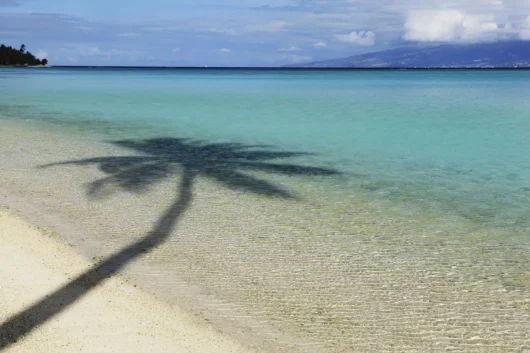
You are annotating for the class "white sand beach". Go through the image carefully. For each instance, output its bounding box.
[0,211,256,353]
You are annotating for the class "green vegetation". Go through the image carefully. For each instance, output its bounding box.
[0,43,48,66]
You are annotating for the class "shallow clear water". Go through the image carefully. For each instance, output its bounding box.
[1,68,529,352]
[2,68,530,228]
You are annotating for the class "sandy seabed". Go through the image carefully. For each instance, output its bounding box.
[0,120,529,352]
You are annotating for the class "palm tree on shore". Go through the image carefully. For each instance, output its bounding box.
[0,137,339,348]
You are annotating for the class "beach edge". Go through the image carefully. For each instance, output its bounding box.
[0,210,257,353]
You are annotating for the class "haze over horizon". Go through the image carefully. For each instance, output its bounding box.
[1,0,530,66]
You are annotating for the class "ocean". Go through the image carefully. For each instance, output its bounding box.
[1,68,529,352]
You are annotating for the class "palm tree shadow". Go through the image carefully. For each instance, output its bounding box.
[0,137,340,349]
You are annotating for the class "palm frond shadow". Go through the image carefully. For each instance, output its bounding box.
[0,137,340,349]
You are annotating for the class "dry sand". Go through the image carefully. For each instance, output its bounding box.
[0,211,256,353]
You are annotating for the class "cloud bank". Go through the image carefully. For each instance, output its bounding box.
[404,10,498,42]
[519,16,530,40]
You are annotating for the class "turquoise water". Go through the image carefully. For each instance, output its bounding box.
[2,68,530,228]
[2,68,530,352]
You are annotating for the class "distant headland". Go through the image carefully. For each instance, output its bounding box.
[0,44,48,67]
[287,41,530,68]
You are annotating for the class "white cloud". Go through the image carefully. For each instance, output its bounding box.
[247,20,289,32]
[218,48,232,53]
[75,25,95,33]
[306,12,353,21]
[78,46,121,57]
[479,0,503,6]
[35,49,48,59]
[519,16,530,40]
[277,46,301,52]
[313,41,327,48]
[83,47,101,55]
[403,10,499,42]
[209,27,238,35]
[335,31,375,45]
[172,48,180,53]
[280,54,312,63]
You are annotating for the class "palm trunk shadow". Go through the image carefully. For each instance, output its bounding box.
[0,168,195,350]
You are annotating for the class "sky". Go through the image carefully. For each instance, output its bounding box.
[1,0,530,66]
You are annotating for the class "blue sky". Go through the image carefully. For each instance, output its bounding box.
[1,0,530,66]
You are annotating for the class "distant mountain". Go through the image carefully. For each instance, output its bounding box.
[289,41,530,68]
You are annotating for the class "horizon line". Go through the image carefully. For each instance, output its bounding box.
[34,66,530,70]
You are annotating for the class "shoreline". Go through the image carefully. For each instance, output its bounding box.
[0,121,328,353]
[0,209,257,353]
[1,117,529,352]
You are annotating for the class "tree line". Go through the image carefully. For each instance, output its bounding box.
[0,44,48,66]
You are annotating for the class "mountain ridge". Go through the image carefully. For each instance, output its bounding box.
[288,41,530,68]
